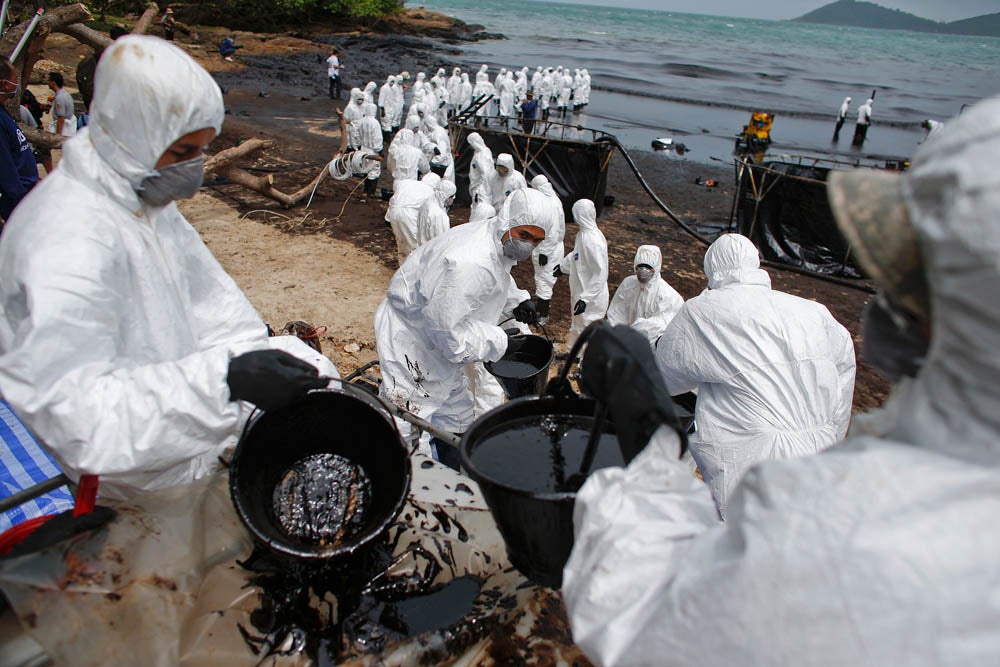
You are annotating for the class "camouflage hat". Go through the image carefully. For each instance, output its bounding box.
[827,168,930,323]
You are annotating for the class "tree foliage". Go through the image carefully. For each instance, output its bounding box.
[3,1,404,30]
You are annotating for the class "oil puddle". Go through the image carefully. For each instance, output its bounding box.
[487,358,539,378]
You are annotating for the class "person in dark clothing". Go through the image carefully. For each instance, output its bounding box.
[520,91,538,135]
[219,36,242,61]
[161,8,175,41]
[0,57,39,227]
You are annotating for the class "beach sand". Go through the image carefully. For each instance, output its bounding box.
[40,17,888,411]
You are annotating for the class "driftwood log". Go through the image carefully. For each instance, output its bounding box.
[205,111,350,209]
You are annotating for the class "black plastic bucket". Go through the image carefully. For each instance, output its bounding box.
[484,334,554,399]
[459,396,620,588]
[229,388,411,561]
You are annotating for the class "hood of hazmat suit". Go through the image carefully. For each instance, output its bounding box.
[564,94,1000,667]
[654,233,855,513]
[0,36,335,498]
[375,194,545,432]
[606,245,684,344]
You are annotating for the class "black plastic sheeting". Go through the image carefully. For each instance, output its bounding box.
[736,162,866,279]
[449,124,615,221]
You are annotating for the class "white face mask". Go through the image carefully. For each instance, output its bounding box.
[502,236,535,262]
[137,155,205,207]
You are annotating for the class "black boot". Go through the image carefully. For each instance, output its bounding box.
[363,177,378,196]
[535,298,550,322]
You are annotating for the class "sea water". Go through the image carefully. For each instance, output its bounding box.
[419,0,1000,162]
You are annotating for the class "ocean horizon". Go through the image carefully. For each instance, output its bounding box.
[418,0,1000,164]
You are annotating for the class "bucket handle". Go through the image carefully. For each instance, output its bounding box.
[544,319,608,397]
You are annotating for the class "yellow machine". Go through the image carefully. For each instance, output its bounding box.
[735,111,774,152]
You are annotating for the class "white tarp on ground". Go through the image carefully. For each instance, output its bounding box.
[0,453,589,666]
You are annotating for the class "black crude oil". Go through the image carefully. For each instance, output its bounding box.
[469,414,623,493]
[488,358,539,379]
[273,452,371,545]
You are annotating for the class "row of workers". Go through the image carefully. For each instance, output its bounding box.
[0,36,996,665]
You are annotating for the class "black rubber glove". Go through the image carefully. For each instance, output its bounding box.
[573,299,586,316]
[513,299,538,325]
[538,253,548,266]
[580,323,687,463]
[227,349,329,412]
[552,265,564,278]
[505,331,528,355]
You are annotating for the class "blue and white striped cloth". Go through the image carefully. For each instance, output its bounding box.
[0,399,74,533]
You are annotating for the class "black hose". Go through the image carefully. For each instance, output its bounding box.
[599,136,876,295]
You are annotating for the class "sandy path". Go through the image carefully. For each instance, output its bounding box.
[182,194,386,374]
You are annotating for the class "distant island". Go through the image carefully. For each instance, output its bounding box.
[793,0,1000,37]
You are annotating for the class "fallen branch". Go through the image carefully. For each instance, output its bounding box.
[206,112,350,209]
[131,3,161,36]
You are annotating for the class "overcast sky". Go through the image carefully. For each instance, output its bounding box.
[542,0,1000,22]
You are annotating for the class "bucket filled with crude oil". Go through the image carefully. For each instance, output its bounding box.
[229,388,410,561]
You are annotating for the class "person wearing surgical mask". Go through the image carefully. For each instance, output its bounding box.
[374,188,552,465]
[0,36,336,498]
[606,245,684,345]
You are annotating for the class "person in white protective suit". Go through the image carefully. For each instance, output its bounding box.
[491,152,527,210]
[554,199,609,347]
[415,178,456,246]
[343,87,365,150]
[384,172,441,265]
[833,95,851,141]
[580,68,591,105]
[528,174,565,323]
[536,68,553,120]
[466,131,496,207]
[563,95,1000,667]
[356,102,384,197]
[374,188,553,465]
[653,233,855,514]
[457,72,473,113]
[378,75,403,141]
[386,128,430,189]
[607,244,684,344]
[0,36,335,499]
[446,67,462,117]
[422,114,454,182]
[852,97,874,147]
[473,66,494,124]
[498,73,516,128]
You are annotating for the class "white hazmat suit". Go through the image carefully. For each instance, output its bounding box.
[655,233,856,514]
[384,173,440,265]
[466,131,496,206]
[416,179,456,246]
[528,174,565,301]
[0,36,336,499]
[557,199,609,347]
[374,188,553,436]
[491,153,527,210]
[607,245,684,344]
[564,95,1000,667]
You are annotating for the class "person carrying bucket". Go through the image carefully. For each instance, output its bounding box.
[0,36,336,499]
[374,188,554,467]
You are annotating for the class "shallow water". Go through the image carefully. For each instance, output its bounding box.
[420,0,1000,162]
